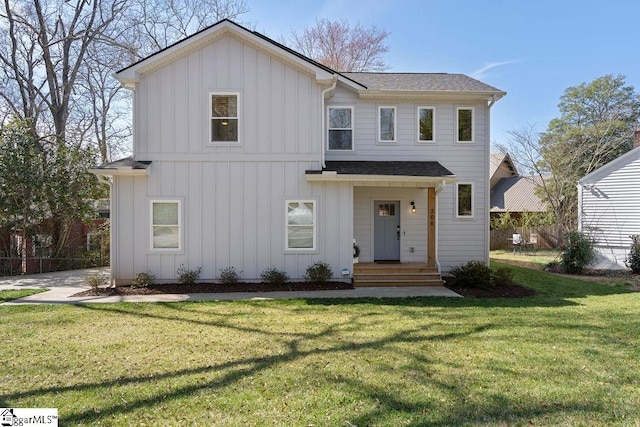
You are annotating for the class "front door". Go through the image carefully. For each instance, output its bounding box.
[374,201,400,261]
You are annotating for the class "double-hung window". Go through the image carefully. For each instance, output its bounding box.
[286,200,316,250]
[210,93,239,143]
[417,106,435,143]
[456,183,474,218]
[151,200,181,250]
[328,107,353,150]
[378,106,396,142]
[457,107,474,143]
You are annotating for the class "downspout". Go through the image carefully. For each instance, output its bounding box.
[320,75,338,168]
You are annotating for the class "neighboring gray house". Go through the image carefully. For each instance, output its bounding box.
[578,143,640,269]
[92,20,505,285]
[489,153,546,219]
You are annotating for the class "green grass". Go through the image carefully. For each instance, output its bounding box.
[0,288,47,303]
[491,249,561,269]
[1,266,639,426]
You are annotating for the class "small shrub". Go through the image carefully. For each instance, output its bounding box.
[86,274,109,290]
[448,261,516,290]
[261,267,289,285]
[131,272,155,287]
[625,234,640,274]
[176,264,202,285]
[561,231,596,274]
[493,267,515,287]
[448,260,494,290]
[219,267,242,285]
[305,261,333,284]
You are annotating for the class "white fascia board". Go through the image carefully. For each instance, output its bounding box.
[89,168,149,177]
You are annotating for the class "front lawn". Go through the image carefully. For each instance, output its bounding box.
[1,264,638,426]
[0,288,47,303]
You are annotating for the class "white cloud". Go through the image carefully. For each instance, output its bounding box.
[472,60,522,79]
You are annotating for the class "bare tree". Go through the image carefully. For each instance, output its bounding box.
[290,18,390,72]
[0,0,127,146]
[129,0,250,55]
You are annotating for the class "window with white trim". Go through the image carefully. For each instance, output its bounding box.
[328,107,353,150]
[378,106,396,142]
[286,200,316,250]
[457,107,474,143]
[151,200,181,250]
[417,106,435,142]
[210,93,239,143]
[456,183,474,218]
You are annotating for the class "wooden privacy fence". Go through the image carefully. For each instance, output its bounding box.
[490,226,561,251]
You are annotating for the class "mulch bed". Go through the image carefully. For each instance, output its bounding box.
[73,280,535,298]
[72,281,354,297]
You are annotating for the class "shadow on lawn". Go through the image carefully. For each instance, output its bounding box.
[1,297,629,425]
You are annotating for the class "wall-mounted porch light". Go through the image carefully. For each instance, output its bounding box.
[410,201,416,213]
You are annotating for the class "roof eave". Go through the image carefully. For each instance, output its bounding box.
[357,90,506,101]
[90,168,149,177]
[305,173,457,184]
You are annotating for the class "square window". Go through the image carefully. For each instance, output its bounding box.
[418,107,435,142]
[328,107,353,150]
[286,200,316,250]
[210,93,239,143]
[457,108,473,143]
[151,200,181,250]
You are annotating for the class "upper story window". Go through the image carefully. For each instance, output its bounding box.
[210,93,239,143]
[151,200,182,251]
[417,106,435,143]
[378,106,396,142]
[457,107,474,143]
[328,107,353,150]
[456,183,474,218]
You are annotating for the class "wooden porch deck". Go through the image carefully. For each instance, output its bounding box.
[352,262,443,287]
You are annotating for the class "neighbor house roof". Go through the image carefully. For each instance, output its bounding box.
[490,176,546,213]
[490,153,518,179]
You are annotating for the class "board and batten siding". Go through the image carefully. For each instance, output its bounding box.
[113,161,353,283]
[135,34,321,159]
[327,86,490,271]
[579,153,640,269]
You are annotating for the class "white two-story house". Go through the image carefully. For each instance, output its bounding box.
[92,20,505,285]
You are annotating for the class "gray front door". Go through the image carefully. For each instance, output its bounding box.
[374,201,400,261]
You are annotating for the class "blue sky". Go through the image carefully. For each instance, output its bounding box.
[246,0,640,149]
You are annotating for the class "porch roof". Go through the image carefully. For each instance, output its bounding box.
[89,157,151,176]
[306,161,457,185]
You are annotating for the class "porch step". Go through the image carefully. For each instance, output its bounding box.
[353,263,443,287]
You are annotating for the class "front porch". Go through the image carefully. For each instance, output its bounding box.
[353,262,444,287]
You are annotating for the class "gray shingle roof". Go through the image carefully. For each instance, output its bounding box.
[490,176,546,213]
[341,72,505,94]
[307,161,455,177]
[93,157,151,170]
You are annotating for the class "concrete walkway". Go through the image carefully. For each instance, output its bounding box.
[1,268,461,305]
